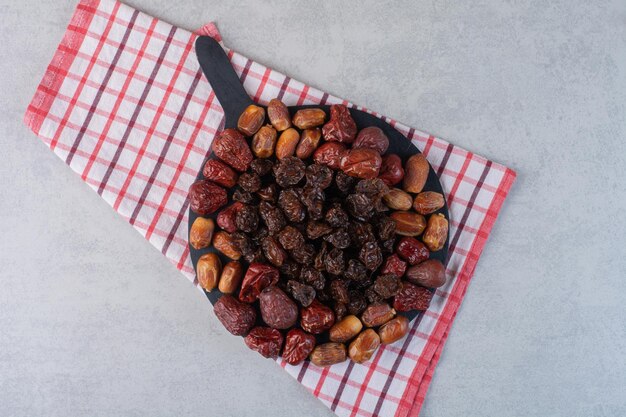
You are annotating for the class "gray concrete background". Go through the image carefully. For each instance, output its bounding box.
[1,0,625,416]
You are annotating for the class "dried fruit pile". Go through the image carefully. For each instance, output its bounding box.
[189,99,449,366]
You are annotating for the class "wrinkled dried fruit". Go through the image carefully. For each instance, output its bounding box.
[347,290,368,315]
[189,179,228,215]
[237,104,265,136]
[413,192,445,215]
[306,221,333,240]
[286,280,316,307]
[214,295,257,336]
[275,128,300,160]
[212,129,253,172]
[329,279,350,304]
[238,172,261,193]
[403,153,429,193]
[273,156,305,187]
[259,285,298,329]
[300,299,335,334]
[196,253,221,292]
[310,342,347,367]
[306,164,333,189]
[359,241,383,271]
[325,248,346,275]
[340,148,382,179]
[378,315,409,344]
[393,282,433,311]
[257,183,278,202]
[239,263,280,303]
[346,193,374,221]
[283,328,316,365]
[278,189,306,223]
[390,211,427,236]
[189,217,214,250]
[313,142,347,170]
[258,202,286,235]
[373,274,401,298]
[378,154,404,186]
[213,231,242,260]
[396,236,430,265]
[290,243,316,265]
[422,213,448,252]
[361,302,396,327]
[216,202,243,234]
[296,128,322,159]
[218,261,243,294]
[406,259,446,288]
[267,98,291,131]
[261,236,287,267]
[383,188,413,211]
[244,326,283,358]
[293,108,326,129]
[277,225,305,251]
[329,315,363,343]
[353,126,389,154]
[250,158,273,176]
[348,328,381,363]
[381,254,407,278]
[324,228,351,249]
[322,104,357,143]
[202,159,238,188]
[252,125,278,158]
[235,204,259,233]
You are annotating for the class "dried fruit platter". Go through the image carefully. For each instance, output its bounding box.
[188,37,449,366]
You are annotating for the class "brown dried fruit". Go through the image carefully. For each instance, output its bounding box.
[413,192,445,215]
[259,286,298,329]
[261,236,287,267]
[293,108,326,129]
[422,213,448,252]
[378,154,404,186]
[202,159,238,188]
[381,254,407,278]
[218,261,243,294]
[329,315,363,343]
[189,217,214,250]
[403,153,429,193]
[383,188,413,211]
[348,328,381,363]
[189,179,228,215]
[214,295,257,336]
[396,236,430,265]
[393,282,433,311]
[313,142,347,170]
[353,126,389,154]
[216,202,243,234]
[244,326,283,358]
[300,299,335,334]
[239,263,280,303]
[267,98,291,131]
[212,129,253,172]
[237,104,265,136]
[252,125,277,158]
[361,302,396,327]
[296,128,322,159]
[213,231,242,260]
[406,259,446,288]
[310,342,347,367]
[340,148,382,179]
[196,253,221,292]
[283,328,316,365]
[378,315,409,344]
[275,128,300,160]
[390,211,427,236]
[322,104,357,143]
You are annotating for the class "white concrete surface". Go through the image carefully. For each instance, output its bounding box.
[1,1,625,416]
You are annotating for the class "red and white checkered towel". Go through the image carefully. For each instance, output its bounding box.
[24,1,516,416]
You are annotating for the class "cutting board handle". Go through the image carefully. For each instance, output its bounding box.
[195,36,253,127]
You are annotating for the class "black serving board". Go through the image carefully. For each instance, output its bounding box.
[189,36,449,344]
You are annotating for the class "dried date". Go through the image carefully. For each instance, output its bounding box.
[239,263,280,303]
[300,299,335,334]
[189,179,227,215]
[202,159,238,188]
[322,104,357,143]
[340,148,382,179]
[353,126,389,154]
[286,280,316,307]
[282,328,316,365]
[212,128,253,172]
[378,154,404,186]
[393,282,433,312]
[244,327,283,358]
[214,295,256,336]
[259,286,298,329]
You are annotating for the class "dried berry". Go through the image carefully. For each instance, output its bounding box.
[306,221,333,240]
[373,274,401,298]
[347,290,367,315]
[361,302,396,327]
[313,142,347,170]
[300,266,326,291]
[237,104,265,136]
[277,225,305,250]
[365,287,383,304]
[405,259,446,288]
[196,253,221,292]
[202,159,238,188]
[322,104,357,143]
[344,259,368,283]
[239,263,280,303]
[325,248,345,275]
[353,126,389,154]
[348,329,380,363]
[230,231,256,258]
[324,228,351,249]
[403,153,429,193]
[396,236,429,265]
[189,217,214,250]
[306,163,333,189]
[335,171,356,194]
[217,202,243,233]
[214,295,256,336]
[267,98,291,131]
[290,243,315,265]
[273,156,305,188]
[283,328,316,365]
[218,261,243,294]
[261,236,287,267]
[359,241,383,271]
[378,315,410,344]
[244,327,283,358]
[381,254,407,278]
[258,202,286,235]
[345,193,374,221]
[325,203,349,228]
[393,282,433,312]
[329,279,350,304]
[280,261,301,281]
[340,148,382,179]
[189,179,227,215]
[413,192,445,215]
[310,342,347,367]
[250,158,274,176]
[300,299,335,334]
[257,183,278,202]
[235,204,259,233]
[378,154,404,186]
[350,222,376,246]
[232,188,257,205]
[238,172,261,192]
[286,280,316,307]
[422,213,448,252]
[293,108,326,129]
[376,215,396,240]
[333,302,348,322]
[296,128,322,159]
[252,125,278,158]
[259,286,298,329]
[278,189,306,223]
[212,129,253,172]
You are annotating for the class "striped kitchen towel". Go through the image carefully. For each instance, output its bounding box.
[24,1,516,416]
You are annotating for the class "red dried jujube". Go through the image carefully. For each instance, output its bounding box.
[239,263,280,303]
[212,128,253,172]
[244,327,284,358]
[189,179,227,215]
[393,282,433,312]
[282,328,316,365]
